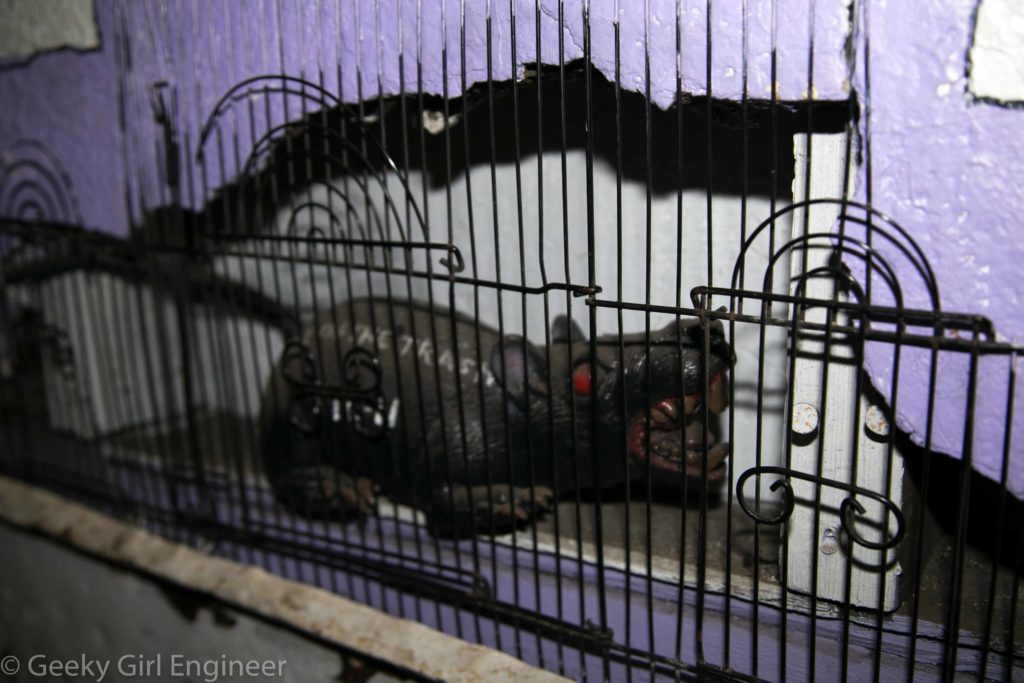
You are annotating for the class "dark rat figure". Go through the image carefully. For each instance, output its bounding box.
[260,298,734,537]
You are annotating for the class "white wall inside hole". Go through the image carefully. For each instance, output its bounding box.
[23,121,796,504]
[229,140,794,493]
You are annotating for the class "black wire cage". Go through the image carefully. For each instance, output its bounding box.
[1,1,1022,681]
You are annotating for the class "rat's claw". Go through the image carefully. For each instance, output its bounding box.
[520,485,555,512]
[354,476,378,514]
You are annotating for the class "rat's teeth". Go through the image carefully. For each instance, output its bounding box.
[648,399,682,427]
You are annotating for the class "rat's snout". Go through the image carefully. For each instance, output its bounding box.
[706,369,728,413]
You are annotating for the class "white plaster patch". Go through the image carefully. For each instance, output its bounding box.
[0,0,98,61]
[969,0,1024,102]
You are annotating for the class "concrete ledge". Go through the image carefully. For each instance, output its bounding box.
[0,475,567,683]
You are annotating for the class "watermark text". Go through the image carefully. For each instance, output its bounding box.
[1,653,287,682]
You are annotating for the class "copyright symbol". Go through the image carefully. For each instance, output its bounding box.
[0,655,18,675]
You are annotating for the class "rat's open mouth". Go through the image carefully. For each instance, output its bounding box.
[625,372,729,481]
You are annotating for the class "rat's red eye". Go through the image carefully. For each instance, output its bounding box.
[572,363,593,396]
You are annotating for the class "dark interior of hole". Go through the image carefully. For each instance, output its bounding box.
[139,64,853,243]
[850,378,1024,577]
[900,428,1024,574]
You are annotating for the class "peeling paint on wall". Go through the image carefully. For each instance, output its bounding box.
[0,0,99,63]
[856,0,1024,496]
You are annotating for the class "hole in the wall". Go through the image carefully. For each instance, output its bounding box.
[182,66,859,595]
[0,0,102,67]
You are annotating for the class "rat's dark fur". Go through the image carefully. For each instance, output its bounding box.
[261,298,733,536]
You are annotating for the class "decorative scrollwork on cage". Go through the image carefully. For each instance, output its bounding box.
[195,74,594,297]
[281,340,388,440]
[0,139,83,224]
[728,199,941,312]
[341,347,383,396]
[735,465,906,551]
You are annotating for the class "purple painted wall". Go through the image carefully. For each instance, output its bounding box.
[1,0,849,232]
[2,2,1022,679]
[0,0,1021,495]
[853,0,1024,496]
[0,4,124,233]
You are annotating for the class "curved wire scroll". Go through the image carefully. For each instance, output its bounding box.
[194,75,425,232]
[736,465,906,551]
[730,198,941,313]
[195,73,596,299]
[0,140,83,225]
[195,74,467,284]
[281,340,389,441]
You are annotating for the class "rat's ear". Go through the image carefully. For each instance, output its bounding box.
[551,315,585,344]
[682,314,735,368]
[490,336,548,404]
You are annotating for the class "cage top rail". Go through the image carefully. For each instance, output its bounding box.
[0,218,600,301]
[584,290,1017,356]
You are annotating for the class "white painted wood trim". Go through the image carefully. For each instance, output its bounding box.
[786,133,904,612]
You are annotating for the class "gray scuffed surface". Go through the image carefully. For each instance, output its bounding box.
[0,522,397,683]
[0,475,569,683]
[0,0,99,62]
